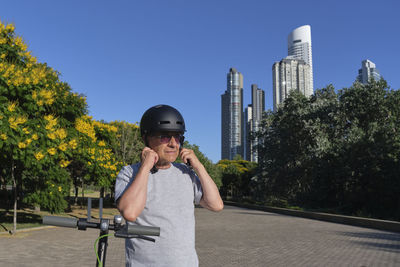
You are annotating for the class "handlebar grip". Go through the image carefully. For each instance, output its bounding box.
[127,224,160,236]
[43,216,78,228]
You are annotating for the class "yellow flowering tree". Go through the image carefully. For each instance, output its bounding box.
[69,116,122,201]
[0,20,87,232]
[217,159,257,200]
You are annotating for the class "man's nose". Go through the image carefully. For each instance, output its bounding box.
[168,136,178,146]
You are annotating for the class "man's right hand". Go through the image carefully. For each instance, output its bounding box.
[141,147,159,170]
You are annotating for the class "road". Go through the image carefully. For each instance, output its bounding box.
[1,205,399,266]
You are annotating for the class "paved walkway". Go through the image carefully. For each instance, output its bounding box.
[1,205,400,266]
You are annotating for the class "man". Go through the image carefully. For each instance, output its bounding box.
[115,104,223,267]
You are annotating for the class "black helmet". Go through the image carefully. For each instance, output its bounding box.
[140,104,185,137]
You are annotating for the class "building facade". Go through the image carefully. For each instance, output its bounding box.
[244,84,265,162]
[357,59,381,84]
[287,25,313,95]
[221,68,244,160]
[244,105,253,161]
[272,57,311,111]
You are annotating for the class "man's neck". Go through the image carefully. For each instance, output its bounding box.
[156,161,172,169]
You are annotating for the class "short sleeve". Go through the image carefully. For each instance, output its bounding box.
[114,164,140,204]
[190,171,203,205]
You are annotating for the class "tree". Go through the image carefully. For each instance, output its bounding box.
[69,116,122,201]
[0,21,87,233]
[256,80,400,220]
[110,120,144,166]
[217,159,256,199]
[182,142,222,189]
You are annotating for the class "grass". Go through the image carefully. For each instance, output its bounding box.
[1,188,118,234]
[0,204,120,234]
[69,188,102,198]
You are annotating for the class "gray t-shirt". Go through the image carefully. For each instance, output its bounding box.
[115,162,203,267]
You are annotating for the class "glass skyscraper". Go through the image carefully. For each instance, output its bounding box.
[221,68,244,160]
[272,57,311,111]
[357,59,381,84]
[273,25,313,111]
[287,25,314,95]
[244,84,265,162]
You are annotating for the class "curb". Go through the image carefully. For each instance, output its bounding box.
[224,201,400,233]
[0,225,55,236]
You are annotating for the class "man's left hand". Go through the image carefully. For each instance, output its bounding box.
[179,148,202,170]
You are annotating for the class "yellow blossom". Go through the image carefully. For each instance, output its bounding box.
[18,142,27,149]
[34,151,44,161]
[9,116,27,129]
[55,128,67,139]
[58,186,62,192]
[16,116,27,124]
[23,127,30,134]
[32,133,39,140]
[47,148,57,155]
[75,117,96,141]
[44,114,54,121]
[58,143,67,151]
[47,132,56,140]
[7,101,18,112]
[45,98,55,105]
[68,139,78,149]
[60,160,71,168]
[98,140,106,147]
[0,133,7,140]
[25,138,32,144]
[5,23,15,32]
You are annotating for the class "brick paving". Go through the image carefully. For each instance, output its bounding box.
[1,205,399,266]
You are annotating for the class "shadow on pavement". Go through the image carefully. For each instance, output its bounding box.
[336,231,400,252]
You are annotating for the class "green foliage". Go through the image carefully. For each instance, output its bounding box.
[0,21,87,214]
[23,167,70,213]
[182,141,222,188]
[110,120,144,165]
[256,80,400,220]
[217,159,257,199]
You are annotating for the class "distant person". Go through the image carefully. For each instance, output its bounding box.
[115,104,223,267]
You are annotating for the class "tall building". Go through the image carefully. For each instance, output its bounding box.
[244,84,265,162]
[244,105,253,161]
[221,68,244,160]
[288,25,313,95]
[357,59,381,84]
[272,56,311,111]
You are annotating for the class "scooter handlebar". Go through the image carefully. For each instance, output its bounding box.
[43,216,78,228]
[127,224,160,236]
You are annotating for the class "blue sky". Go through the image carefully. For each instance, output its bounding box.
[1,0,399,163]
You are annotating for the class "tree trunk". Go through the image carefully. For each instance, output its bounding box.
[74,185,79,205]
[11,160,17,235]
[100,187,105,199]
[81,180,84,208]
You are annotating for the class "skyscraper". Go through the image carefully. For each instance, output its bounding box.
[244,84,265,162]
[357,59,381,84]
[244,104,253,161]
[272,56,311,111]
[288,25,313,95]
[221,68,244,160]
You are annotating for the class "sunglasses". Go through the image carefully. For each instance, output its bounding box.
[153,134,185,144]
